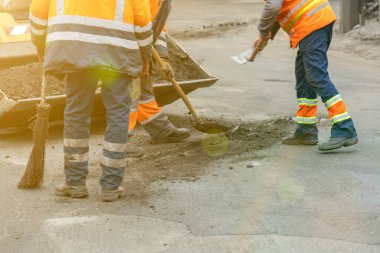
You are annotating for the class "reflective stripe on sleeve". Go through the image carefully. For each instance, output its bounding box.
[134,22,152,33]
[103,141,128,153]
[30,26,47,36]
[29,14,48,26]
[138,35,153,47]
[64,138,89,148]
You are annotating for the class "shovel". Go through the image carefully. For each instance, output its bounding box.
[231,47,261,65]
[152,47,230,133]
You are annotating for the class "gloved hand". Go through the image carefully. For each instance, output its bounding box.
[254,32,271,51]
[156,58,174,81]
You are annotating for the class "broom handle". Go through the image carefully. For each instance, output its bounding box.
[41,70,47,105]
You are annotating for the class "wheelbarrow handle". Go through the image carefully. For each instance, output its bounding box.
[151,46,204,125]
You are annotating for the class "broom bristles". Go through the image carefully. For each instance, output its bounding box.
[18,103,51,189]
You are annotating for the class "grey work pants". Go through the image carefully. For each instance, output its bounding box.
[63,70,132,190]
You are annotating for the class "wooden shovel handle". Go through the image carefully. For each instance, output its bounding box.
[248,49,260,62]
[151,46,203,125]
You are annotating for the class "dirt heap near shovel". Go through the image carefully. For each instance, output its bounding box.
[0,41,207,101]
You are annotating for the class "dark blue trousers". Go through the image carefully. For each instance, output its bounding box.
[294,23,357,138]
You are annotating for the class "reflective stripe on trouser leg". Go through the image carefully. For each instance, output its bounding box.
[64,71,98,186]
[99,73,132,190]
[296,98,318,125]
[324,94,357,137]
[138,74,174,139]
[324,94,351,125]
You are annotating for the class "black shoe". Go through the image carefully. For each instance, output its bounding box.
[281,134,318,145]
[152,128,190,143]
[319,136,358,151]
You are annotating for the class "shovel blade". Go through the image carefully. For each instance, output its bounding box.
[231,48,260,65]
[193,122,231,134]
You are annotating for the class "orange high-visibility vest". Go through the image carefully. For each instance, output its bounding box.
[29,0,152,76]
[276,0,336,48]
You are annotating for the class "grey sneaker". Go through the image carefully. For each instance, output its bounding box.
[101,187,125,202]
[319,136,358,151]
[126,144,145,158]
[281,134,318,145]
[152,128,190,143]
[55,184,88,198]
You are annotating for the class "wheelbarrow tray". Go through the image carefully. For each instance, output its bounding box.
[0,37,218,134]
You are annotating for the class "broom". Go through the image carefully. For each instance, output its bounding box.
[18,71,51,189]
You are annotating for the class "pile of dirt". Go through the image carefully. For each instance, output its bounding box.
[0,40,206,101]
[114,117,294,199]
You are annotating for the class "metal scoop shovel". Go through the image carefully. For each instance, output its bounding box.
[152,47,231,134]
[231,47,261,65]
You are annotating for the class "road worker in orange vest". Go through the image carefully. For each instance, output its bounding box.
[255,0,358,151]
[127,0,190,158]
[30,0,153,201]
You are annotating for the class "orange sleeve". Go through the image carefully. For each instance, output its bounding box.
[29,0,50,48]
[133,0,153,62]
[133,0,152,28]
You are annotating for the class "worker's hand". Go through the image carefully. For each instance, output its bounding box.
[254,32,271,51]
[36,47,45,62]
[157,58,174,80]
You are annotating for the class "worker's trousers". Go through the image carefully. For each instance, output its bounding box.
[294,23,357,138]
[63,70,132,190]
[129,74,175,139]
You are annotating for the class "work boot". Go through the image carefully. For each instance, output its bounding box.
[152,128,191,143]
[126,144,145,158]
[319,136,358,151]
[281,134,318,145]
[100,187,125,202]
[55,184,88,198]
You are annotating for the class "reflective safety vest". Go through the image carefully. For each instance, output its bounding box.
[276,0,336,48]
[29,0,152,76]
